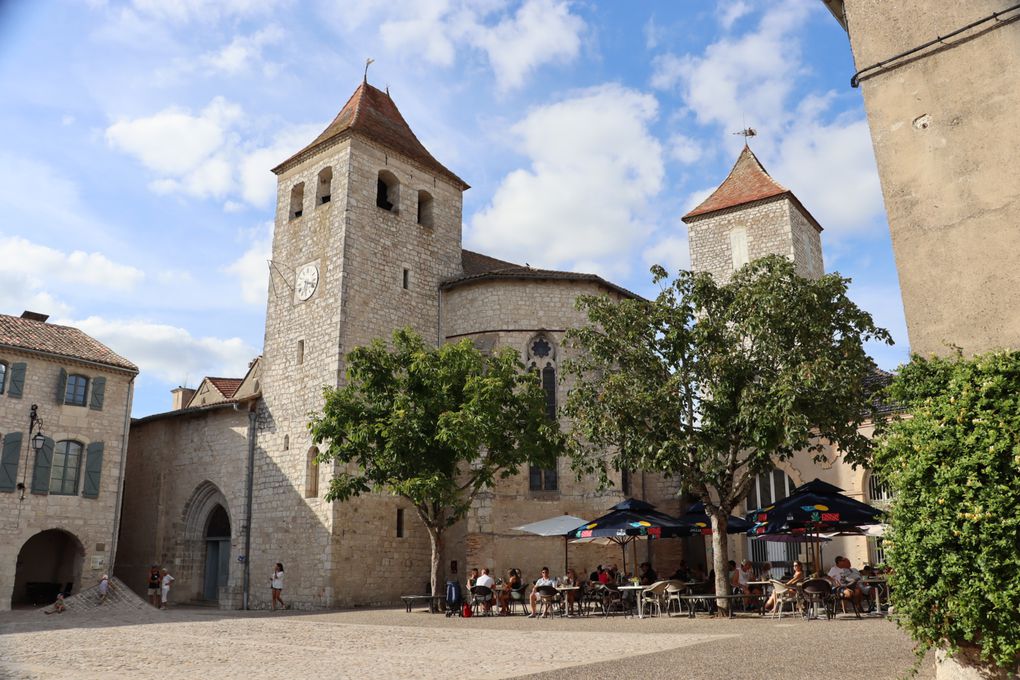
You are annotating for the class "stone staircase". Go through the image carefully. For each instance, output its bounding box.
[59,577,153,615]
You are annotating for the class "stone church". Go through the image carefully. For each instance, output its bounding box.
[115,79,890,609]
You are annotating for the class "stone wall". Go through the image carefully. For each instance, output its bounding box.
[116,405,249,609]
[840,0,1020,356]
[0,348,134,610]
[687,196,823,282]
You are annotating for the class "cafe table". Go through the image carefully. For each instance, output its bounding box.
[618,584,647,618]
[862,577,887,615]
[555,586,580,616]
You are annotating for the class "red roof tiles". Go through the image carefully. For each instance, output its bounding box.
[206,377,243,399]
[0,314,138,372]
[273,81,468,189]
[683,145,789,221]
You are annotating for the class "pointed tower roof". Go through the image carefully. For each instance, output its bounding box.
[682,145,821,231]
[272,81,469,189]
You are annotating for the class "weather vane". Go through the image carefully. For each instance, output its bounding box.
[732,127,757,143]
[364,58,374,82]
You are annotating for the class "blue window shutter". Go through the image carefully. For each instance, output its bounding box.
[90,377,106,411]
[0,432,22,492]
[56,368,67,404]
[8,363,26,399]
[31,436,54,494]
[82,441,104,498]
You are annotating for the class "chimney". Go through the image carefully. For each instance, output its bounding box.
[21,311,49,323]
[171,387,196,410]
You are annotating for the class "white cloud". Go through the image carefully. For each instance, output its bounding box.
[128,0,287,24]
[0,236,144,291]
[64,315,258,384]
[643,234,690,275]
[106,98,321,208]
[334,0,586,92]
[224,221,273,306]
[201,25,284,75]
[717,0,752,30]
[668,133,703,164]
[469,84,663,271]
[472,0,585,93]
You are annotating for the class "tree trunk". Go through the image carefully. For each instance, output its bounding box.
[709,508,731,617]
[427,526,444,597]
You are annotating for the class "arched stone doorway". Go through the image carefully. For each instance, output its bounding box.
[182,481,233,605]
[12,529,85,607]
[203,504,231,601]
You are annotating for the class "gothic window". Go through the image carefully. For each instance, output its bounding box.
[867,471,894,504]
[316,167,333,205]
[526,333,558,491]
[377,170,399,212]
[305,447,319,499]
[50,440,83,495]
[289,182,305,220]
[417,190,434,227]
[730,227,749,270]
[64,374,88,406]
[541,364,556,420]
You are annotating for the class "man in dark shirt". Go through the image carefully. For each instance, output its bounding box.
[146,566,161,608]
[638,562,658,585]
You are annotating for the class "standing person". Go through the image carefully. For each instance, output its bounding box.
[146,566,162,608]
[98,574,110,604]
[160,569,175,610]
[270,563,286,611]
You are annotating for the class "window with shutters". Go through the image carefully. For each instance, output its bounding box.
[50,440,83,495]
[5,362,25,399]
[0,361,6,395]
[64,374,88,406]
[0,432,22,492]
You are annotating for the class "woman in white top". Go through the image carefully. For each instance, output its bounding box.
[271,563,286,610]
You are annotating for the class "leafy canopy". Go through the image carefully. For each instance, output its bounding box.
[875,351,1020,670]
[564,255,892,510]
[308,328,561,527]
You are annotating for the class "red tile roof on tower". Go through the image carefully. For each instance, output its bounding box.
[272,80,469,189]
[0,313,138,373]
[682,145,822,231]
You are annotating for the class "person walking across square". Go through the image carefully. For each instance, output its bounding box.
[270,563,286,611]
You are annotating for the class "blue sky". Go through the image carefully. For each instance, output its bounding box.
[0,0,908,417]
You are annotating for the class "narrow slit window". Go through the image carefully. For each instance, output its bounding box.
[283,435,290,451]
[417,190,434,227]
[289,182,305,220]
[297,340,304,365]
[402,268,409,290]
[316,167,332,205]
[396,508,405,538]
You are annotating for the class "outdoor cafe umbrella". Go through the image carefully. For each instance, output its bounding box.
[746,478,883,574]
[678,501,754,535]
[565,499,691,575]
[513,515,590,575]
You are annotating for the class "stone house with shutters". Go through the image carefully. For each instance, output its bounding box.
[115,80,890,610]
[0,311,137,610]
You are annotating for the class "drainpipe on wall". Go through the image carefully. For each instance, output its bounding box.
[109,375,136,575]
[242,405,257,609]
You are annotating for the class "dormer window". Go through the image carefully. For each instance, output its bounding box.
[316,167,332,205]
[377,170,399,212]
[417,190,434,227]
[289,182,305,220]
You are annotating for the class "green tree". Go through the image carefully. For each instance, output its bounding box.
[875,351,1020,673]
[308,328,562,596]
[563,256,890,611]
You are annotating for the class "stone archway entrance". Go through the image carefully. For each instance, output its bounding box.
[12,529,85,607]
[203,504,231,601]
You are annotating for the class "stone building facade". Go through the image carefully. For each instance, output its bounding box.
[0,312,137,610]
[825,1,1020,357]
[116,80,888,609]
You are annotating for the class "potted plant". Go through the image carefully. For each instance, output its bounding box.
[875,351,1020,679]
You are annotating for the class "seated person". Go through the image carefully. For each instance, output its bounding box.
[637,562,657,586]
[598,565,612,586]
[562,568,580,615]
[755,562,773,581]
[44,594,66,615]
[497,568,522,615]
[527,567,558,618]
[467,567,479,590]
[827,556,864,610]
[474,568,495,612]
[764,561,806,613]
[589,565,603,583]
[727,560,741,592]
[670,561,691,582]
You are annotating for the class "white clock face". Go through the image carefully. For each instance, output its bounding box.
[295,264,319,301]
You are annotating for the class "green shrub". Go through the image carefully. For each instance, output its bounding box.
[876,351,1020,670]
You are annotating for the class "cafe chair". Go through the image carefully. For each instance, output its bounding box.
[470,585,494,616]
[534,585,560,618]
[641,581,670,618]
[767,579,800,619]
[799,578,835,620]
